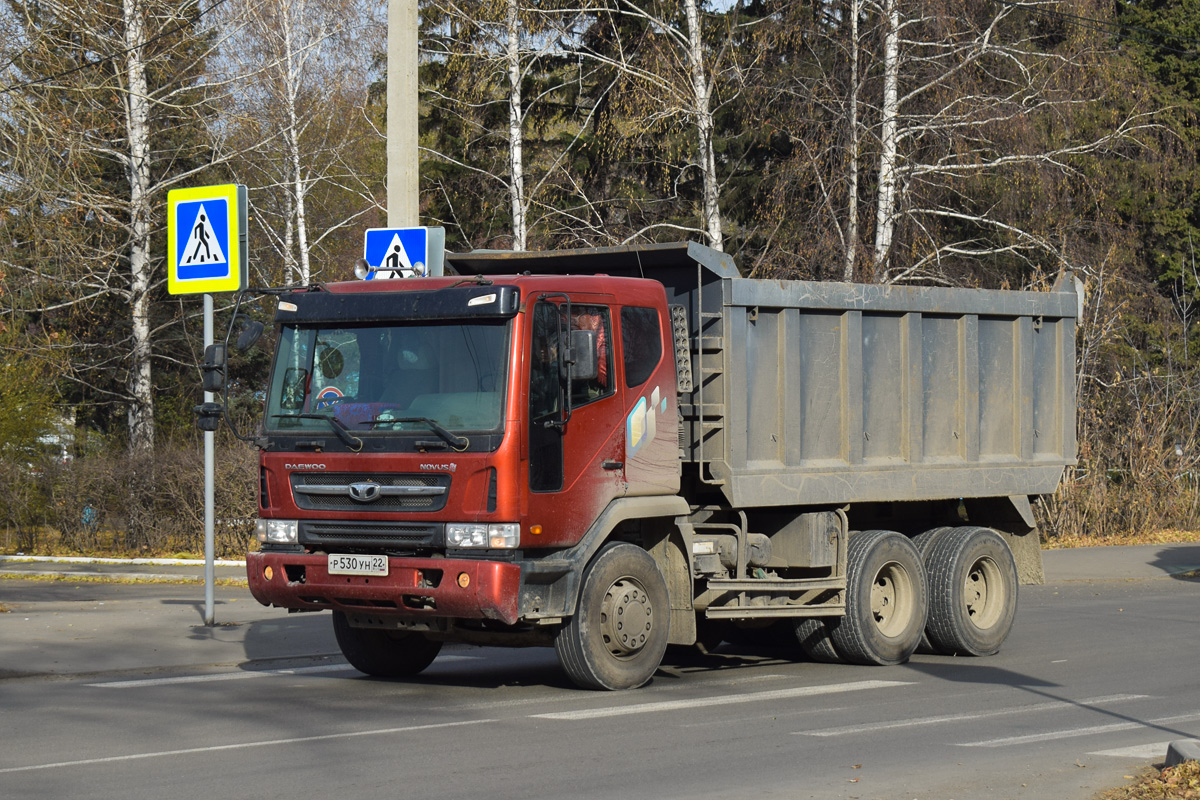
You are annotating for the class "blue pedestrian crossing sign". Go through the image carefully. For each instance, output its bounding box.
[361,227,445,279]
[167,184,248,295]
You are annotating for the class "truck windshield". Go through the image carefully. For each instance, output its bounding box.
[265,320,510,438]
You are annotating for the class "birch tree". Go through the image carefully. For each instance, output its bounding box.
[863,0,1152,284]
[1,0,221,450]
[218,0,384,285]
[423,0,617,250]
[739,0,1151,285]
[570,0,731,249]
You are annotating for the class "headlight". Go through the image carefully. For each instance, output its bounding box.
[256,519,299,544]
[446,523,519,549]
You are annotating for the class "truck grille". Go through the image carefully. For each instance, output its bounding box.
[290,472,451,512]
[299,520,444,550]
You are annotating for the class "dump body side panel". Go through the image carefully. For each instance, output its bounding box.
[693,278,1076,508]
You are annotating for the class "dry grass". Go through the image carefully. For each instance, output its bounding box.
[1045,528,1200,550]
[1095,761,1200,800]
[0,572,247,587]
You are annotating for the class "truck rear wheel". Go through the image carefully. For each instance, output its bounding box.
[555,542,670,690]
[794,618,841,663]
[332,611,443,677]
[925,527,1018,656]
[910,526,955,653]
[830,530,927,666]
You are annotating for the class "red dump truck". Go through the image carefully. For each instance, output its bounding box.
[241,241,1077,689]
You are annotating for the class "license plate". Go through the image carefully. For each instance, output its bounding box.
[327,554,388,577]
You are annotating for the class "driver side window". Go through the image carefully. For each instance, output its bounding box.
[529,301,564,492]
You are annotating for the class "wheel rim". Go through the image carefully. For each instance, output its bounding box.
[870,560,915,638]
[601,578,654,659]
[964,556,1005,630]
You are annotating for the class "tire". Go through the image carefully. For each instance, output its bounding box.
[555,542,670,690]
[925,527,1018,656]
[332,611,443,677]
[829,530,928,666]
[910,526,955,654]
[794,618,842,663]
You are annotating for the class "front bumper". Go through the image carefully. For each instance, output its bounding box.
[246,551,522,625]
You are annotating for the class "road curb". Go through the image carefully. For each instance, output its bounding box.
[1166,739,1200,767]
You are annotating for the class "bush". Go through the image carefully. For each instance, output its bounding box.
[0,435,258,558]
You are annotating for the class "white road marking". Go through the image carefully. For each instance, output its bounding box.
[0,719,496,774]
[87,656,480,688]
[794,694,1148,737]
[86,664,353,687]
[959,712,1200,748]
[530,679,912,721]
[1090,742,1173,759]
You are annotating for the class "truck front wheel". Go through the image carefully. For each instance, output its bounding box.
[555,543,670,690]
[332,611,443,678]
[830,530,928,666]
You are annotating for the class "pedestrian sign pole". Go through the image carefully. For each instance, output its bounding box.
[167,184,248,626]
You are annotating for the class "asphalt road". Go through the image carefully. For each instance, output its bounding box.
[1,544,1198,800]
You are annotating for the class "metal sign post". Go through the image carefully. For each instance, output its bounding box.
[168,184,248,627]
[203,294,215,626]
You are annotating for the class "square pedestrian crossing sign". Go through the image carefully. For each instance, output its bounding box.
[167,184,248,295]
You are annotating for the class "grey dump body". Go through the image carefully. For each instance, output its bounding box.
[448,241,1077,511]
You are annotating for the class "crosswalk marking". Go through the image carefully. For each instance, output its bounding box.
[87,656,480,688]
[1090,742,1172,759]
[959,712,1200,748]
[531,679,912,721]
[794,694,1148,737]
[0,720,494,775]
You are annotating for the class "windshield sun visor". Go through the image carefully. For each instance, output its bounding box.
[275,285,521,324]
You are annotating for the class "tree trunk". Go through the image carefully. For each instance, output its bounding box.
[683,0,722,252]
[283,0,313,283]
[872,0,900,282]
[506,0,526,251]
[844,0,860,282]
[124,0,154,453]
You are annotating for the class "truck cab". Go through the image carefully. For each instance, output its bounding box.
[248,270,687,689]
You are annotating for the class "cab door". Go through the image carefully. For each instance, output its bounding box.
[525,296,625,548]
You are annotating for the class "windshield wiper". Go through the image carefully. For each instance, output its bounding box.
[272,413,363,451]
[362,416,469,450]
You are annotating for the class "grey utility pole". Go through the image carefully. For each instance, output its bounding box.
[388,0,420,227]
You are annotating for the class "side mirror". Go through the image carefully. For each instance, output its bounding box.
[202,343,226,393]
[236,319,265,351]
[568,329,599,382]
